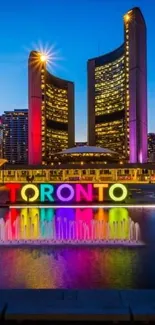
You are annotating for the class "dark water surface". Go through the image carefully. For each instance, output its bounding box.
[0,206,155,289]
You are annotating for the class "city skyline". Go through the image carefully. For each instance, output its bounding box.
[0,0,155,141]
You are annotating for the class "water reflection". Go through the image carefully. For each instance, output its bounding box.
[1,207,155,289]
[0,207,140,243]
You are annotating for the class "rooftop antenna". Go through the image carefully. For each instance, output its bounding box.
[98,41,100,56]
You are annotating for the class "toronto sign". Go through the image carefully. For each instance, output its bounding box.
[5,183,128,204]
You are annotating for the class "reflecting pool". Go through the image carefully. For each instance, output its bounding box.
[0,206,155,289]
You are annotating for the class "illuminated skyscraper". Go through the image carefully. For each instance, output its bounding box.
[87,7,147,163]
[2,109,28,164]
[28,51,75,165]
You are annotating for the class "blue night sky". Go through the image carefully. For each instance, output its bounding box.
[0,0,154,141]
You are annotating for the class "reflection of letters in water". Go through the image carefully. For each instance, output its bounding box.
[5,183,128,203]
[0,207,141,243]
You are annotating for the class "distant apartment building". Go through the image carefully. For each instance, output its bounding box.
[148,133,155,162]
[2,109,28,164]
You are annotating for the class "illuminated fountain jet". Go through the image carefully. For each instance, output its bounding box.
[0,208,143,246]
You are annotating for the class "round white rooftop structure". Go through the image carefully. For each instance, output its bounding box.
[52,145,119,164]
[58,146,116,155]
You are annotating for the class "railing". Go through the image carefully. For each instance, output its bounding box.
[0,175,154,183]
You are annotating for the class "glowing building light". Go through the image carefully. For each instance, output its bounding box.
[124,14,130,22]
[40,53,47,62]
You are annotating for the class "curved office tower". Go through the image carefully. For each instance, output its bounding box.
[88,7,147,163]
[28,51,75,165]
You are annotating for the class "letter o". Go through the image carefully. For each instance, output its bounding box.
[57,184,74,202]
[21,184,39,202]
[109,184,127,202]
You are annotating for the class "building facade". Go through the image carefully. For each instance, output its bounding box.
[87,7,147,163]
[148,133,155,162]
[28,51,75,165]
[2,109,28,164]
[0,117,3,158]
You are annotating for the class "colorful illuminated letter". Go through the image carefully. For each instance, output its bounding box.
[56,184,74,202]
[21,184,39,202]
[40,184,54,202]
[109,184,128,202]
[94,183,108,201]
[6,183,21,203]
[76,184,93,202]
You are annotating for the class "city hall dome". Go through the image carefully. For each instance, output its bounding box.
[52,146,119,164]
[59,146,114,154]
